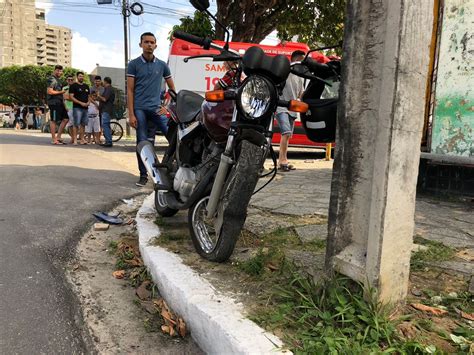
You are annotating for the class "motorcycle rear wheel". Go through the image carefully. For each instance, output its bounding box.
[188,140,265,262]
[154,190,179,217]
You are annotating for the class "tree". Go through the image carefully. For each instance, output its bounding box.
[276,0,345,50]
[170,10,215,40]
[213,0,345,47]
[0,65,88,106]
[113,87,126,120]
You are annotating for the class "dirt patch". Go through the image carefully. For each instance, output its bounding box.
[67,196,201,354]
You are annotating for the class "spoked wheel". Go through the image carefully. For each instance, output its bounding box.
[189,196,220,255]
[110,121,123,142]
[154,190,179,217]
[189,140,265,262]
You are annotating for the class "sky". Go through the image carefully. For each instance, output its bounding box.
[35,0,279,73]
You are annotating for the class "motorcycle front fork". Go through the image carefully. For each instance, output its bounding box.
[205,110,238,219]
[205,113,274,219]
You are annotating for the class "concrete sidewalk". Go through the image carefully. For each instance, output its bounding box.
[136,158,473,353]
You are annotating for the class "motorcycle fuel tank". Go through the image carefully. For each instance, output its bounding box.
[200,100,234,143]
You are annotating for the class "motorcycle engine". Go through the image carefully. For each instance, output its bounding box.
[173,167,199,203]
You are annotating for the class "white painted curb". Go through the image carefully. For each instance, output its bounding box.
[136,193,290,355]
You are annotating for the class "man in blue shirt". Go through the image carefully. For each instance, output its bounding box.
[127,32,176,187]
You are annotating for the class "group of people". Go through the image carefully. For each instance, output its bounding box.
[11,105,43,130]
[45,31,302,187]
[46,67,115,146]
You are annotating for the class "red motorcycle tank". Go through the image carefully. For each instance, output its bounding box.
[200,100,234,143]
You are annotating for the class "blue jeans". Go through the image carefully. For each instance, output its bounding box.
[102,111,112,144]
[276,112,296,136]
[154,114,168,135]
[135,109,168,177]
[73,107,88,127]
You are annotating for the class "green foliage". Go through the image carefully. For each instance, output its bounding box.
[238,248,284,277]
[112,86,126,120]
[411,237,456,270]
[252,271,427,354]
[214,0,346,49]
[0,65,88,106]
[108,240,118,254]
[170,10,215,40]
[276,0,346,52]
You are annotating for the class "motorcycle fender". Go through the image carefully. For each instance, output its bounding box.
[238,128,267,147]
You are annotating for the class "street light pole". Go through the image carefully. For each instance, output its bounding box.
[122,0,131,135]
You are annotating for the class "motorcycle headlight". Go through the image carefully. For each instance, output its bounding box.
[237,76,276,120]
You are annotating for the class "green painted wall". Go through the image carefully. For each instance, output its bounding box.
[431,0,473,157]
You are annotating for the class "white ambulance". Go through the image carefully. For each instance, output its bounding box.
[168,39,332,148]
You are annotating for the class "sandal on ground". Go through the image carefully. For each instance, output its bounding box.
[278,163,296,172]
[51,141,61,145]
[57,139,66,144]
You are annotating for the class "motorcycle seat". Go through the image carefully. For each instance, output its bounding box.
[176,90,204,123]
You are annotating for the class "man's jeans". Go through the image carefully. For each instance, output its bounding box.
[135,109,169,177]
[102,111,112,144]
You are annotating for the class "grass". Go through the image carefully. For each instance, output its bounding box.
[240,226,327,253]
[237,247,285,277]
[154,216,168,227]
[411,237,456,270]
[250,268,429,354]
[108,240,118,254]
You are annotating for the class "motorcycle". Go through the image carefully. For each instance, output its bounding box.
[137,0,308,262]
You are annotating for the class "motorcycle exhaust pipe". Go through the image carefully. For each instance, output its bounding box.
[136,141,171,189]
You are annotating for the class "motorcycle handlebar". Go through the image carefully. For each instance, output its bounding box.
[173,30,212,50]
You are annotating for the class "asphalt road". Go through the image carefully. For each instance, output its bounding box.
[0,131,139,354]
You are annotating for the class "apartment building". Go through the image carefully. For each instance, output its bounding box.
[0,0,72,68]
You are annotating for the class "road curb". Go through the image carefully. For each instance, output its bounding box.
[136,193,289,355]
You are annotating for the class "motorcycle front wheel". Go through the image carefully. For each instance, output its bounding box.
[188,140,265,262]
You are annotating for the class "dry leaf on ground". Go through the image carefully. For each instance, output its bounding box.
[140,300,158,315]
[411,303,448,316]
[153,298,185,337]
[177,317,187,337]
[112,270,125,279]
[266,263,279,271]
[136,280,152,300]
[460,311,474,321]
[125,257,143,267]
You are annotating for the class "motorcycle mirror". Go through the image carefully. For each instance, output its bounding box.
[190,0,210,11]
[291,63,309,75]
[189,0,231,51]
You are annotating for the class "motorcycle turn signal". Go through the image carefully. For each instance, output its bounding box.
[205,90,236,102]
[288,100,309,113]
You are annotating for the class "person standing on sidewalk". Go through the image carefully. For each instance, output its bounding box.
[275,50,306,172]
[63,75,75,138]
[69,72,90,145]
[97,77,115,147]
[46,65,69,144]
[127,32,176,187]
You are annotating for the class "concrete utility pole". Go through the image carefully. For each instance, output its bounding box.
[326,0,434,304]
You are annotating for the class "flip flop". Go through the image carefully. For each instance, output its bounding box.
[93,212,124,225]
[278,164,296,172]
